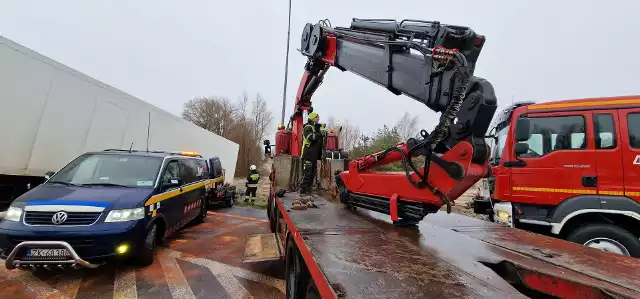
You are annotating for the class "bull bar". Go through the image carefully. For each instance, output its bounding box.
[4,241,101,269]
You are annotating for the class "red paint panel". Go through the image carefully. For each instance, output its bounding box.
[321,35,337,65]
[340,142,488,207]
[276,199,337,299]
[389,194,398,222]
[521,269,606,299]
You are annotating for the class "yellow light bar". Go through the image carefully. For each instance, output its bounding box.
[277,124,285,130]
[329,128,335,133]
[180,151,200,157]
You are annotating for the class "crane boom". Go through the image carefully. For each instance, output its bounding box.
[290,18,498,223]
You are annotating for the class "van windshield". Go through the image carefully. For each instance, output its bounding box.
[47,153,163,188]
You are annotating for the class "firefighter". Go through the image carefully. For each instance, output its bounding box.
[299,112,327,195]
[245,165,260,203]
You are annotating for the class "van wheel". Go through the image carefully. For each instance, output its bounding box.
[567,223,640,257]
[195,199,208,224]
[134,223,157,266]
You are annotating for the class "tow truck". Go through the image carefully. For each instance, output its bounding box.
[244,18,640,298]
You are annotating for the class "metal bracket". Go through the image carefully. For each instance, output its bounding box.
[5,241,101,269]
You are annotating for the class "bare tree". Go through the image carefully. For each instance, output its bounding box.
[250,93,274,143]
[394,112,420,140]
[182,93,274,177]
[338,119,361,151]
[182,96,237,138]
[326,116,338,131]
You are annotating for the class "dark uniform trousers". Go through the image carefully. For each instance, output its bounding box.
[299,121,324,194]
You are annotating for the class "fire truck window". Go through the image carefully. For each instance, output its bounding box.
[519,115,586,157]
[628,113,640,148]
[594,114,616,149]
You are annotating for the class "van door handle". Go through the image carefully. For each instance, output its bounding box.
[582,176,597,187]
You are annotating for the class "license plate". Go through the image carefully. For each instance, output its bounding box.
[27,248,70,258]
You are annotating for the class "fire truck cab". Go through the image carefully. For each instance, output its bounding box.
[475,95,640,257]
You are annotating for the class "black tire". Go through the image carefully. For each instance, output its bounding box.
[566,223,640,257]
[269,195,277,233]
[266,194,273,220]
[285,239,311,299]
[134,223,157,266]
[193,198,208,224]
[305,279,321,299]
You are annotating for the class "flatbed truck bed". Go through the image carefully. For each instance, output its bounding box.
[256,191,640,299]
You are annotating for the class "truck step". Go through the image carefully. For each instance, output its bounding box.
[242,233,282,263]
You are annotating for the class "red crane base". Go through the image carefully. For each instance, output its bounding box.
[337,141,488,223]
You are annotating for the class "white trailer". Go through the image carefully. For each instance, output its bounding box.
[0,35,239,208]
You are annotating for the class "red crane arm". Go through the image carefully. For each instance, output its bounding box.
[289,18,498,223]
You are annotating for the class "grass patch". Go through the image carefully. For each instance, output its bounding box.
[236,196,268,210]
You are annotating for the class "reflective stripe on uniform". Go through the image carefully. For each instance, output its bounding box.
[247,184,258,187]
[302,123,316,157]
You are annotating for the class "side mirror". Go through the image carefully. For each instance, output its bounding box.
[514,118,531,142]
[263,140,271,146]
[514,142,529,156]
[164,177,181,190]
[44,171,56,180]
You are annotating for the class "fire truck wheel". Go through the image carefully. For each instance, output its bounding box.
[285,239,312,299]
[567,223,640,257]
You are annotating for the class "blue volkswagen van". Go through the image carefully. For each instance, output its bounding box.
[0,149,221,269]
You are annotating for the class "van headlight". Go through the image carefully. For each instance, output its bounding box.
[105,208,144,222]
[5,207,23,222]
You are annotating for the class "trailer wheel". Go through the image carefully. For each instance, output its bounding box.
[567,223,640,257]
[226,194,235,207]
[305,280,321,299]
[285,239,312,299]
[268,195,277,233]
[267,193,273,220]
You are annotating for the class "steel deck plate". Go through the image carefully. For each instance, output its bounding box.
[278,192,640,298]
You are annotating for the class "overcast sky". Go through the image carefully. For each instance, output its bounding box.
[1,0,639,137]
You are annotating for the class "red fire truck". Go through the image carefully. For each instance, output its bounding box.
[473,97,640,257]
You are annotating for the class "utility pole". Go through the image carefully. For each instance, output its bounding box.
[280,0,292,126]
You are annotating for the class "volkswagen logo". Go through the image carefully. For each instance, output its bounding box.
[51,211,68,225]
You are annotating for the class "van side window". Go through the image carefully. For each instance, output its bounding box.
[162,161,180,185]
[179,159,198,185]
[214,159,223,177]
[196,159,208,181]
[594,114,616,149]
[519,115,586,157]
[628,113,640,148]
